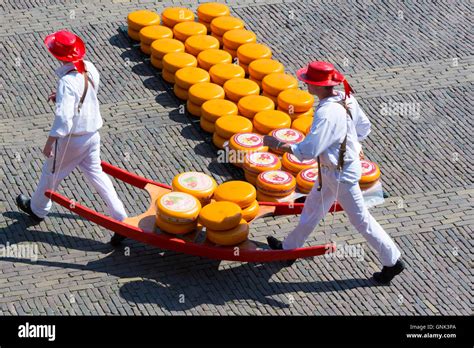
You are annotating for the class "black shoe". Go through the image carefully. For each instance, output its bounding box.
[16,194,44,222]
[373,259,405,284]
[110,233,126,246]
[267,236,296,267]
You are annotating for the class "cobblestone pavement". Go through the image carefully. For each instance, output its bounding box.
[0,0,472,315]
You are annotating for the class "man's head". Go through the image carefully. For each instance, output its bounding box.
[44,30,87,72]
[297,61,349,100]
[306,84,334,100]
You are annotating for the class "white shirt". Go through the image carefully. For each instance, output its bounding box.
[290,91,371,183]
[49,61,103,138]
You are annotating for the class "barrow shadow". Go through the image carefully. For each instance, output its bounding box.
[180,124,207,142]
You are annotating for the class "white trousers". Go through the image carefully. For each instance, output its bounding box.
[283,167,401,266]
[30,132,127,221]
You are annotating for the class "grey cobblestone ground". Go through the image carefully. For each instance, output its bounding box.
[0,0,472,315]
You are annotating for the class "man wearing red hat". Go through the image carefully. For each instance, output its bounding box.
[264,61,404,284]
[16,30,127,246]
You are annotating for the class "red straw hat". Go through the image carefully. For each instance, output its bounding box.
[297,61,353,97]
[44,30,86,62]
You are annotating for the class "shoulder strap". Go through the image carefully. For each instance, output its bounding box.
[65,68,95,114]
[335,98,353,171]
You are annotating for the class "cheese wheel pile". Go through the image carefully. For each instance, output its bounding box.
[223,29,256,60]
[138,25,173,55]
[269,128,305,155]
[187,82,225,117]
[223,77,260,102]
[261,72,298,104]
[171,172,217,205]
[155,192,201,234]
[296,167,318,194]
[359,160,381,190]
[127,10,161,41]
[228,132,268,167]
[173,21,207,42]
[256,170,296,202]
[237,43,272,75]
[174,66,210,100]
[291,115,313,135]
[150,38,185,70]
[161,7,195,28]
[277,89,314,120]
[209,63,245,85]
[200,99,238,134]
[214,115,253,148]
[213,181,259,222]
[162,51,198,84]
[253,110,292,134]
[197,3,231,33]
[282,153,318,177]
[238,95,275,119]
[248,59,284,89]
[197,49,232,70]
[210,16,245,50]
[243,151,281,185]
[185,35,220,56]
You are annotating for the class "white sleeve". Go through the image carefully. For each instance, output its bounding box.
[49,79,76,138]
[290,116,336,161]
[351,97,371,141]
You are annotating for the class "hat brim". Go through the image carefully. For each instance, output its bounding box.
[44,33,86,61]
[296,67,344,86]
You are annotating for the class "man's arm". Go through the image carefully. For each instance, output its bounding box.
[351,97,371,142]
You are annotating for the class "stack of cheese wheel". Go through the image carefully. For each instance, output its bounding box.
[223,77,260,103]
[269,128,305,155]
[282,153,318,177]
[197,49,232,71]
[174,66,210,100]
[200,99,238,134]
[185,35,220,56]
[238,95,275,120]
[256,170,296,202]
[210,16,245,49]
[162,51,197,84]
[222,29,257,60]
[253,110,291,135]
[150,38,185,70]
[261,72,298,104]
[237,43,272,75]
[197,2,230,34]
[277,89,315,120]
[155,191,201,234]
[161,7,195,28]
[243,151,281,185]
[199,201,249,246]
[172,171,217,205]
[173,21,207,42]
[291,115,313,135]
[187,82,225,118]
[127,10,161,41]
[209,63,245,86]
[359,160,381,190]
[296,167,318,194]
[214,115,253,149]
[213,181,259,223]
[248,59,284,89]
[228,132,268,167]
[139,25,173,56]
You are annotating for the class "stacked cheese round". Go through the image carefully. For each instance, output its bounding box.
[291,115,313,135]
[209,63,245,86]
[277,89,314,120]
[162,51,197,84]
[201,99,238,134]
[138,25,173,55]
[187,82,225,118]
[237,95,275,120]
[223,78,260,102]
[228,132,268,167]
[172,172,217,205]
[256,170,296,202]
[197,49,232,71]
[282,153,318,177]
[359,160,381,190]
[243,151,281,185]
[173,21,207,42]
[128,10,161,41]
[185,35,220,56]
[214,115,253,149]
[197,3,230,33]
[210,16,245,49]
[213,181,259,222]
[174,66,210,100]
[237,43,272,75]
[161,7,195,28]
[222,29,257,60]
[248,59,284,89]
[261,72,298,104]
[150,38,185,70]
[269,128,305,155]
[253,110,291,135]
[155,191,201,234]
[296,167,318,194]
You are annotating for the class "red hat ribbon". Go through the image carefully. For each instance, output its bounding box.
[73,59,86,73]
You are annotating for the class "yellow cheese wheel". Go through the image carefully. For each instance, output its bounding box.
[211,32,224,47]
[199,201,242,230]
[185,35,220,56]
[200,117,215,133]
[244,171,258,186]
[155,214,196,235]
[282,153,318,176]
[223,45,238,59]
[188,82,225,106]
[359,160,381,184]
[360,179,380,190]
[162,68,175,84]
[237,43,272,65]
[209,63,245,85]
[238,95,275,119]
[249,76,262,89]
[269,128,305,155]
[223,29,257,50]
[206,219,249,246]
[139,25,173,45]
[215,115,253,139]
[197,3,230,23]
[173,21,207,42]
[212,132,227,149]
[291,116,313,135]
[151,38,185,59]
[262,73,298,97]
[172,172,217,201]
[174,67,210,90]
[241,200,259,222]
[261,91,279,105]
[256,190,288,203]
[248,59,284,81]
[161,7,195,28]
[162,52,197,73]
[140,42,151,55]
[277,89,315,113]
[198,19,212,33]
[197,49,232,70]
[210,16,245,36]
[173,83,188,100]
[156,191,201,224]
[243,151,281,176]
[256,170,296,197]
[128,10,160,31]
[296,167,318,193]
[278,106,314,120]
[186,100,202,117]
[213,181,257,208]
[150,55,163,69]
[128,28,141,41]
[229,132,268,153]
[201,99,238,122]
[253,110,291,134]
[223,78,260,102]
